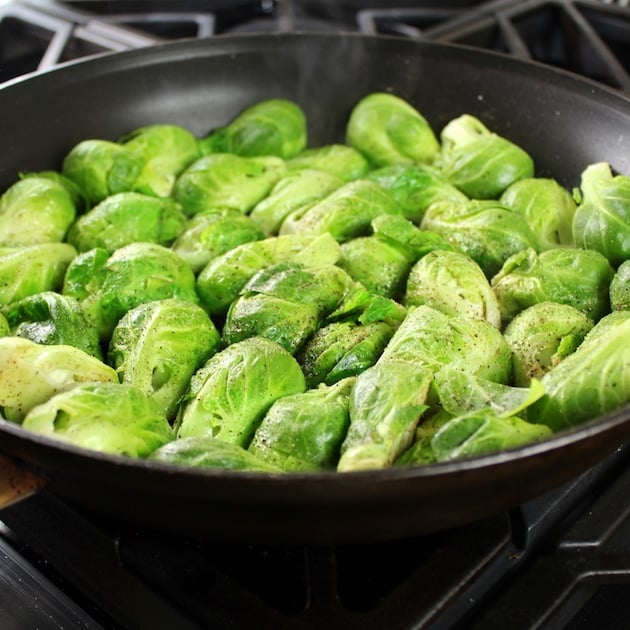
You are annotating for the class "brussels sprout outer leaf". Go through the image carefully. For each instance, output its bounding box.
[22,382,173,457]
[610,260,630,311]
[176,337,306,447]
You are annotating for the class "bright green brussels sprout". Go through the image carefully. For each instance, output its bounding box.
[0,312,8,336]
[149,436,280,472]
[380,305,512,384]
[337,361,433,471]
[440,114,535,199]
[118,124,200,197]
[196,232,340,316]
[22,382,173,457]
[491,247,615,323]
[572,162,630,268]
[0,337,117,422]
[404,249,501,328]
[108,299,221,419]
[345,92,440,167]
[0,243,77,307]
[367,163,468,224]
[395,410,453,466]
[287,144,370,182]
[176,337,307,447]
[249,378,355,471]
[172,153,286,216]
[500,177,576,250]
[66,192,187,253]
[610,260,630,311]
[4,291,102,359]
[279,179,403,242]
[430,409,552,462]
[298,320,395,388]
[61,139,144,206]
[61,247,110,301]
[0,175,77,247]
[69,242,198,341]
[503,302,594,386]
[171,208,265,273]
[249,169,343,235]
[528,310,630,431]
[421,199,539,277]
[198,98,307,159]
[223,263,354,354]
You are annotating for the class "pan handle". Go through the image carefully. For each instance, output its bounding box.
[0,454,48,509]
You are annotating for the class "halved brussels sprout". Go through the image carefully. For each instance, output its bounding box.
[288,144,370,182]
[108,299,221,419]
[345,92,440,167]
[503,302,594,386]
[491,247,615,324]
[4,291,102,359]
[572,162,630,268]
[439,114,535,199]
[22,382,173,457]
[198,98,307,159]
[176,337,306,447]
[0,337,117,422]
[67,192,187,253]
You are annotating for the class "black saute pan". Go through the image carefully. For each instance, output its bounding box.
[0,33,629,544]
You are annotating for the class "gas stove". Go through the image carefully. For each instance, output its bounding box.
[0,2,630,629]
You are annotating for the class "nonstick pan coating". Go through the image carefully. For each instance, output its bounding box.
[1,33,629,543]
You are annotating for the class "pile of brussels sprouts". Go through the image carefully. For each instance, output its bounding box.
[0,93,629,473]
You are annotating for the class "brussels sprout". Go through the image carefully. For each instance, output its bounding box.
[503,302,594,386]
[367,163,468,224]
[0,312,8,337]
[395,410,453,466]
[0,175,77,247]
[439,114,535,199]
[298,320,395,388]
[4,291,102,359]
[287,144,370,182]
[500,177,576,250]
[198,98,307,159]
[279,179,403,242]
[404,249,501,328]
[108,299,221,419]
[528,310,630,430]
[118,124,200,197]
[430,409,552,462]
[61,139,143,206]
[22,382,173,457]
[572,162,630,268]
[337,361,433,471]
[66,192,187,253]
[176,337,307,447]
[171,208,265,273]
[249,169,343,235]
[196,232,340,316]
[0,337,117,422]
[0,243,77,307]
[421,199,539,277]
[223,263,354,354]
[491,247,615,323]
[249,378,355,471]
[380,305,512,384]
[70,242,198,341]
[149,436,280,472]
[345,93,440,167]
[61,247,110,301]
[172,153,286,216]
[610,260,630,311]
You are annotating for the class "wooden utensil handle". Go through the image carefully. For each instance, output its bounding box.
[0,455,47,509]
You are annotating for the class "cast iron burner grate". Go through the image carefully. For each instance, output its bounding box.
[1,444,630,629]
